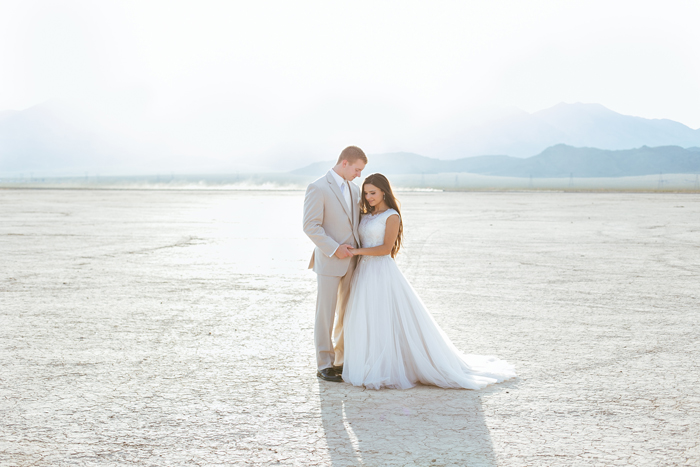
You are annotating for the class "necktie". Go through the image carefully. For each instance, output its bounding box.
[341,181,352,211]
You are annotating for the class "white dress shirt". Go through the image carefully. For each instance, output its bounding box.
[328,168,353,257]
[330,168,352,210]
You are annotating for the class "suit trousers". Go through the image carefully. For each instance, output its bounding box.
[315,257,357,370]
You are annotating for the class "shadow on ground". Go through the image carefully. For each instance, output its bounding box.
[319,380,508,466]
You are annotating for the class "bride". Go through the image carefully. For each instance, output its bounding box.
[342,173,516,390]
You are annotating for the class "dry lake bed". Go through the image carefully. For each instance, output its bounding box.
[1,188,699,466]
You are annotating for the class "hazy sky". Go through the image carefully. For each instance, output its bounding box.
[1,0,699,169]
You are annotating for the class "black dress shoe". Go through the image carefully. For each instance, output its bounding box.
[331,366,344,376]
[317,368,343,382]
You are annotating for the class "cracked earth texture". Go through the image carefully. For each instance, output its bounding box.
[1,189,698,467]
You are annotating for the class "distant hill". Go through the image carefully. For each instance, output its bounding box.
[291,152,445,177]
[291,145,700,178]
[434,103,700,159]
[0,102,225,175]
[491,145,700,177]
[3,100,700,174]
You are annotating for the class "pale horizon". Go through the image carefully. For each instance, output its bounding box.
[1,0,699,174]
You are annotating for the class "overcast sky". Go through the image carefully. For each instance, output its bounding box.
[1,0,699,170]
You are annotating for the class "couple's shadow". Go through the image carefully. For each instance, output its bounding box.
[318,380,515,466]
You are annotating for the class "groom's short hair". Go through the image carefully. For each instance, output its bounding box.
[337,146,367,165]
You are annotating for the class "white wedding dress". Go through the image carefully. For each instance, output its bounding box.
[342,209,516,390]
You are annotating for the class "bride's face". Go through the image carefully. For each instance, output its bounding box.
[363,183,384,208]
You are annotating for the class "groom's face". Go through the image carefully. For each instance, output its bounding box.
[341,160,366,181]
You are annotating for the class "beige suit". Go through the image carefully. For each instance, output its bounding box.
[303,170,361,370]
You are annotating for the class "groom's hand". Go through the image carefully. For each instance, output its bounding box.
[334,244,353,259]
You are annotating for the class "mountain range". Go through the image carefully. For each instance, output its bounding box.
[432,103,700,159]
[2,101,700,175]
[0,102,224,175]
[292,145,700,178]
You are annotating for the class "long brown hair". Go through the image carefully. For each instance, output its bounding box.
[361,173,403,258]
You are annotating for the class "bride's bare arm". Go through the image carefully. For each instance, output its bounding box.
[350,214,400,256]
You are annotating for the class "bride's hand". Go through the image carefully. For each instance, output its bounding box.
[348,246,362,256]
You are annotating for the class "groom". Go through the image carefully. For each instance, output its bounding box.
[302,146,367,382]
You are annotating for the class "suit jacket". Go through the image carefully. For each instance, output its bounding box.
[303,170,361,276]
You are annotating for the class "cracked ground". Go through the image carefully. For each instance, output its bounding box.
[1,189,698,466]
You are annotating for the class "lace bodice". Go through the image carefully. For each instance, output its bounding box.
[359,209,399,249]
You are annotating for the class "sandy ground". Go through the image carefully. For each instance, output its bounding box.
[1,189,698,466]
